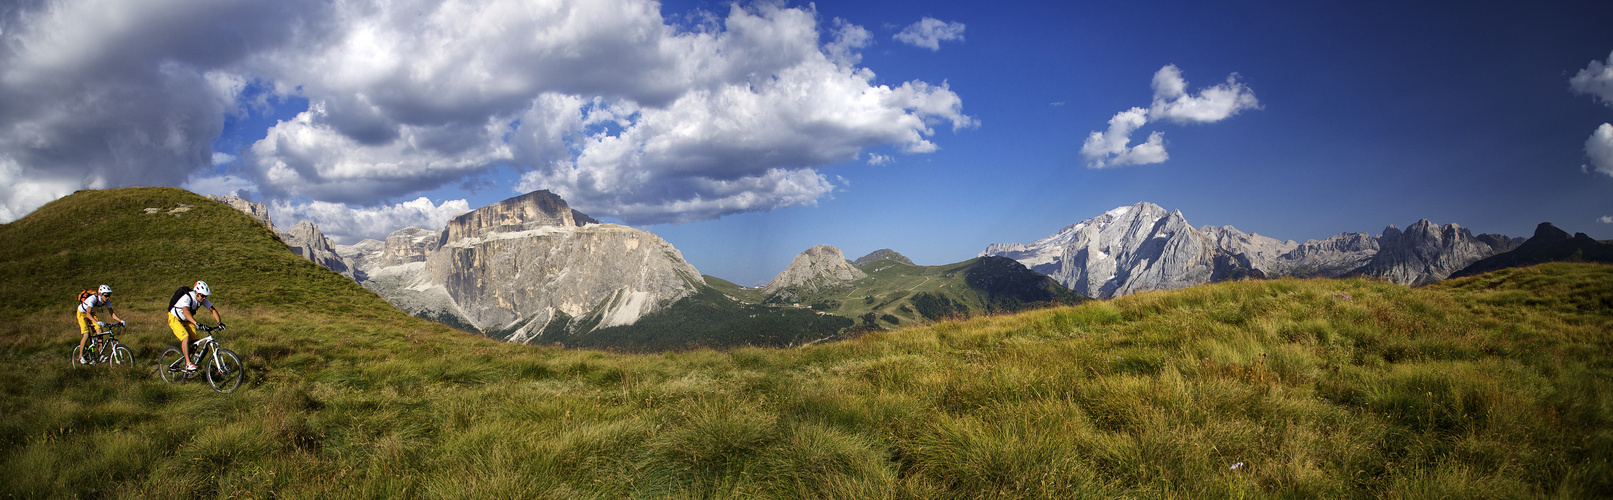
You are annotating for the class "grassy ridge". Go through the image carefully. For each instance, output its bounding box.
[2,188,1611,497]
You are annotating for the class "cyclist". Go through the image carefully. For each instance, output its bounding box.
[76,284,125,364]
[168,280,224,371]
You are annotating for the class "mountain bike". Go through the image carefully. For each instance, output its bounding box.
[70,322,133,368]
[157,325,244,393]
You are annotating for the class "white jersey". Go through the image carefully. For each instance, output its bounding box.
[77,294,107,314]
[170,292,212,321]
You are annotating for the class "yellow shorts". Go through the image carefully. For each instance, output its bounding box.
[77,311,99,335]
[167,314,196,341]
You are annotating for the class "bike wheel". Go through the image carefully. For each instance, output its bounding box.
[108,344,133,367]
[206,348,243,393]
[157,346,186,383]
[70,345,85,368]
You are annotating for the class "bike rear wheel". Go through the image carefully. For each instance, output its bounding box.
[70,345,86,368]
[157,346,187,383]
[206,348,243,393]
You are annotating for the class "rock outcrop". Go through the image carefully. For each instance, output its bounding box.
[982,202,1517,298]
[762,245,866,301]
[205,194,274,230]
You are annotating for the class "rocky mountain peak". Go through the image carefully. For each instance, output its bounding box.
[1530,222,1571,243]
[280,220,353,279]
[440,190,596,245]
[763,245,866,299]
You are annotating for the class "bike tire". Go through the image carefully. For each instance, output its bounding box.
[206,348,243,394]
[157,346,186,383]
[108,344,133,367]
[69,345,86,368]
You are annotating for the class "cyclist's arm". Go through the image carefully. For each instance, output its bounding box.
[180,304,199,325]
[105,303,124,325]
[206,304,222,327]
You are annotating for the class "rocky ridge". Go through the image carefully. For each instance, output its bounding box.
[1449,222,1613,279]
[982,202,1519,298]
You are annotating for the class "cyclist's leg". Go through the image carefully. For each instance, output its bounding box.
[167,314,197,369]
[75,312,94,360]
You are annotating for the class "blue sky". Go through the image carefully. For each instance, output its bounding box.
[2,0,1611,286]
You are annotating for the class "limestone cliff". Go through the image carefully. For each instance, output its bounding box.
[353,190,703,344]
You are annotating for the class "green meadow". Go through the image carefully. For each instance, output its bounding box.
[1,188,1610,498]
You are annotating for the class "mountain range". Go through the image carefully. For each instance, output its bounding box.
[208,192,1607,348]
[980,201,1524,299]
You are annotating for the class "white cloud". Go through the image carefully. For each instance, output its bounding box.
[1081,108,1168,168]
[1149,64,1261,124]
[211,152,237,166]
[893,17,965,51]
[1599,215,1613,224]
[0,0,974,225]
[270,197,472,244]
[866,153,893,166]
[1080,65,1258,168]
[1587,123,1613,177]
[0,157,81,223]
[1571,51,1613,107]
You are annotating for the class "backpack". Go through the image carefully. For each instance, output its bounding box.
[167,286,193,313]
[77,289,94,304]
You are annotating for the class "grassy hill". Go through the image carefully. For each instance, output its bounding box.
[2,187,1611,497]
[712,253,1088,330]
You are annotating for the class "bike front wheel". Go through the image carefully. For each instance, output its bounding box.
[108,344,133,367]
[157,346,186,383]
[206,348,243,393]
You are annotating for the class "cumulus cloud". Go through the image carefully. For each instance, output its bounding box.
[1600,215,1613,224]
[270,197,472,244]
[0,0,334,222]
[1587,123,1613,177]
[1572,51,1613,107]
[0,0,974,226]
[1149,65,1261,124]
[1080,108,1167,168]
[1080,65,1258,168]
[894,17,965,51]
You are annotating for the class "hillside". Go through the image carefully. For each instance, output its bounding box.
[1,188,1610,497]
[759,251,1088,328]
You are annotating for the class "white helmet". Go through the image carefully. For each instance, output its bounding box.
[97,284,112,295]
[193,280,211,297]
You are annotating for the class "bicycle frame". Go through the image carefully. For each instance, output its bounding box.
[158,325,243,393]
[73,324,128,366]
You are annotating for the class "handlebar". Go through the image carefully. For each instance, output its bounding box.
[198,324,226,333]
